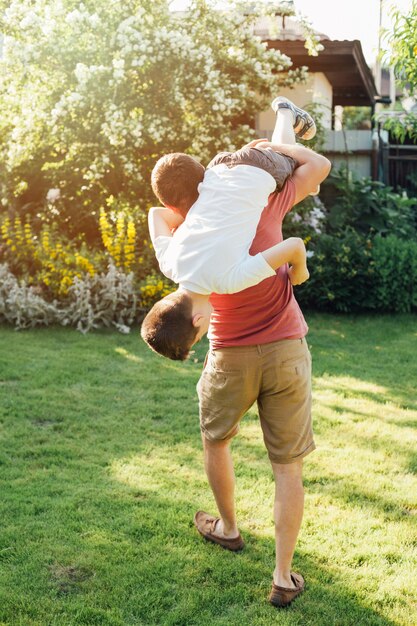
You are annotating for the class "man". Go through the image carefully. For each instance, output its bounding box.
[193,128,330,608]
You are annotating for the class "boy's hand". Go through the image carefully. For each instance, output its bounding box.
[148,207,184,242]
[288,264,310,286]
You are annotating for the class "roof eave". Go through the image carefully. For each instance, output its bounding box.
[264,38,379,106]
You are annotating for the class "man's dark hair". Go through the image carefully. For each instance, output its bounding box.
[151,153,205,217]
[140,291,198,361]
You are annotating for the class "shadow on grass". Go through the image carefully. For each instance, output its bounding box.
[306,313,417,412]
[236,443,417,536]
[1,323,415,624]
[90,482,399,626]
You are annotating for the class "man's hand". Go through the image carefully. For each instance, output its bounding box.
[288,264,310,286]
[253,141,331,205]
[240,137,269,150]
[252,140,281,151]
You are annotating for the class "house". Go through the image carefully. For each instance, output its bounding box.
[254,17,380,179]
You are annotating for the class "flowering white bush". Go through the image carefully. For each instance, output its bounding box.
[0,0,308,236]
[283,195,327,243]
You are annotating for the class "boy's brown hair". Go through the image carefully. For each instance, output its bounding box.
[140,290,198,361]
[151,153,205,217]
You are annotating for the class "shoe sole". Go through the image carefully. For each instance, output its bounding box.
[271,97,316,140]
[199,530,245,551]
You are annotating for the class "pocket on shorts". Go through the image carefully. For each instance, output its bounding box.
[208,350,242,375]
[197,352,246,405]
[281,341,307,364]
[197,351,227,393]
[197,357,252,440]
[199,365,228,391]
[280,342,311,378]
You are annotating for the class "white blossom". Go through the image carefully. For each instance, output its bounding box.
[46,188,60,202]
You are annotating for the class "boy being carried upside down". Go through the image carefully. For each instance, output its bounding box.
[141,97,331,360]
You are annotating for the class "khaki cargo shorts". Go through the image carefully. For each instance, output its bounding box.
[196,338,315,464]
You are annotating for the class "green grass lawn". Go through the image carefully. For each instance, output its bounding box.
[0,313,416,626]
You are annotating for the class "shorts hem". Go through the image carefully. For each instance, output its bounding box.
[268,441,316,465]
[200,425,240,442]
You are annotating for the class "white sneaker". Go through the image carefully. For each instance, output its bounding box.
[271,96,316,140]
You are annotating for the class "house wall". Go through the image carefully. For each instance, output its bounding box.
[255,71,333,136]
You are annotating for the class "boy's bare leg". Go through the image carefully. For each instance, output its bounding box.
[271,99,320,195]
[201,435,239,538]
[271,109,296,146]
[271,460,304,588]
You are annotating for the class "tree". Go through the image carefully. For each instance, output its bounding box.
[0,0,309,241]
[388,0,417,92]
[379,1,417,143]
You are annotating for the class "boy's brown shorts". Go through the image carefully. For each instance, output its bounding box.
[196,338,315,464]
[207,146,296,192]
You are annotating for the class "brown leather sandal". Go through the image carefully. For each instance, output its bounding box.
[193,511,244,551]
[269,572,305,607]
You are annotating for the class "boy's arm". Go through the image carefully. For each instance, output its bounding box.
[256,142,331,205]
[261,237,309,286]
[148,207,184,244]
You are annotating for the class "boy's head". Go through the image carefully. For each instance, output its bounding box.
[140,289,210,361]
[151,153,205,217]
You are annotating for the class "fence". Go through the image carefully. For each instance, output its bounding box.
[256,126,416,191]
[380,141,417,190]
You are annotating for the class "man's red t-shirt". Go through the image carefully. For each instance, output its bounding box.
[208,179,308,348]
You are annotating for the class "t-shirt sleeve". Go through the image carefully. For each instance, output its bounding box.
[268,178,296,221]
[152,235,174,280]
[282,178,296,215]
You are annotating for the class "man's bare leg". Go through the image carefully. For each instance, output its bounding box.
[271,109,296,146]
[202,435,239,539]
[271,459,304,589]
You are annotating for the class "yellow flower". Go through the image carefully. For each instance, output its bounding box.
[1,218,10,239]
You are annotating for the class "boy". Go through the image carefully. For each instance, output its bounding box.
[141,99,331,360]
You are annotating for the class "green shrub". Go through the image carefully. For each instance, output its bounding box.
[342,106,372,130]
[297,230,373,312]
[369,236,417,313]
[297,232,417,313]
[321,168,417,238]
[380,111,417,143]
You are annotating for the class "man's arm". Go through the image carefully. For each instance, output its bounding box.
[261,237,309,286]
[256,142,331,205]
[148,207,184,245]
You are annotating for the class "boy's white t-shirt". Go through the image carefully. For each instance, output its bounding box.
[153,163,277,295]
